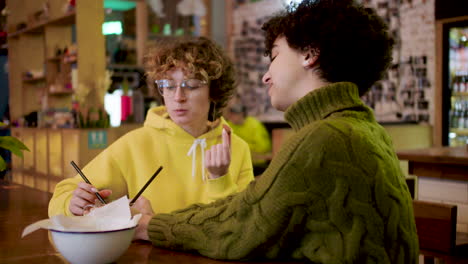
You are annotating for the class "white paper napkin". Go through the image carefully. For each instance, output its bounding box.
[22,196,142,237]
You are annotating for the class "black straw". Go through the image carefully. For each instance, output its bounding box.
[130,166,163,206]
[70,161,107,205]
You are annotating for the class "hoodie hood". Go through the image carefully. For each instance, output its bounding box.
[144,106,227,140]
[144,106,229,181]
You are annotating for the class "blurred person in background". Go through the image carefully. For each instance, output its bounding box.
[224,98,271,176]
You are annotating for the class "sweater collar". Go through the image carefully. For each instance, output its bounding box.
[285,82,366,131]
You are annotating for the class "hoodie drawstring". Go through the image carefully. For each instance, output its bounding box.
[187,138,207,181]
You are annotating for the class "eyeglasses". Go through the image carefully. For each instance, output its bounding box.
[155,79,207,97]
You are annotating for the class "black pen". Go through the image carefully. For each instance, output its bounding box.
[70,161,107,205]
[130,166,163,206]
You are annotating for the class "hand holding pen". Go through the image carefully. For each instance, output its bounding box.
[69,161,113,216]
[68,162,163,216]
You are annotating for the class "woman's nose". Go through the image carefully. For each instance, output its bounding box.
[174,86,186,101]
[262,71,271,84]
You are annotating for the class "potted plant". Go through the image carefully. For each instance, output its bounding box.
[0,122,29,171]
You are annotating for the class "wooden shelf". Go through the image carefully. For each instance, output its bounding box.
[8,11,76,39]
[49,10,76,25]
[22,76,46,83]
[450,128,468,136]
[64,57,77,64]
[49,90,73,95]
[8,0,105,137]
[453,92,468,97]
[8,23,44,38]
[46,56,61,62]
[46,56,77,64]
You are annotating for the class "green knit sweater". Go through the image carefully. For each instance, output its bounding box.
[147,82,419,264]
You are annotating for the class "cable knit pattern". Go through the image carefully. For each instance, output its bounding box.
[147,82,419,263]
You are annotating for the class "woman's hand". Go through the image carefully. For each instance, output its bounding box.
[131,196,154,241]
[69,182,112,216]
[205,125,231,179]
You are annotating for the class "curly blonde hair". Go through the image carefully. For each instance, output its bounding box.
[145,36,236,121]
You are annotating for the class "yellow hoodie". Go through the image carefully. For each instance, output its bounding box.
[49,106,254,216]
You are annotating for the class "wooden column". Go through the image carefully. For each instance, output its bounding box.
[434,20,443,147]
[76,0,106,108]
[201,0,211,37]
[136,1,148,66]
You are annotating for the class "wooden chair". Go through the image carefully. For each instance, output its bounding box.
[413,200,468,264]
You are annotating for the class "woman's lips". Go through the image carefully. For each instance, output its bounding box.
[174,109,188,115]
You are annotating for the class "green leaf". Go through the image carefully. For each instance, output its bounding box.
[0,156,6,171]
[0,121,5,126]
[0,136,30,158]
[1,136,29,150]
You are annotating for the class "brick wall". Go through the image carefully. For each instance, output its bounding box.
[362,0,435,124]
[399,0,436,125]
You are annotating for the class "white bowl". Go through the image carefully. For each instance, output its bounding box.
[50,226,136,264]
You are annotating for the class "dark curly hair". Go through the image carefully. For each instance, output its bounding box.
[262,0,394,95]
[145,36,236,121]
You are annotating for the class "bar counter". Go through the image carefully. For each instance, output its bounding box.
[396,146,468,182]
[0,180,302,264]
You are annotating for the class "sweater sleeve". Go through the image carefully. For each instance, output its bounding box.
[147,128,313,260]
[48,146,128,217]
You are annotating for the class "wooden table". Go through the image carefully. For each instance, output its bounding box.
[0,180,301,264]
[397,146,468,182]
[397,147,468,262]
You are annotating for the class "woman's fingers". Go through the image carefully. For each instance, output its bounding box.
[71,196,89,208]
[204,127,232,178]
[222,126,231,149]
[70,204,84,216]
[205,143,230,178]
[222,127,231,163]
[211,146,217,167]
[69,182,112,216]
[223,143,230,163]
[69,195,90,215]
[219,144,228,166]
[205,148,211,168]
[131,196,154,216]
[74,183,96,204]
[98,189,112,198]
[222,125,231,146]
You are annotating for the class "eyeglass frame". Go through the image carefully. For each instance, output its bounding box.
[155,79,208,98]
